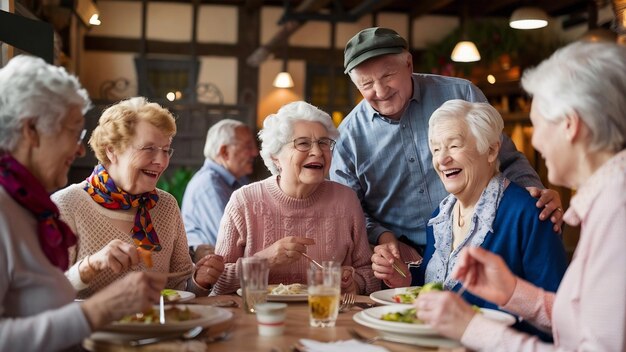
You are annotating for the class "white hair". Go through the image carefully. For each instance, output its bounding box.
[203,119,247,159]
[258,101,339,175]
[429,99,503,171]
[0,55,91,152]
[522,41,626,152]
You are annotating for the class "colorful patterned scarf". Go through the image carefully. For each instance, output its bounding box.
[0,154,77,270]
[84,164,162,251]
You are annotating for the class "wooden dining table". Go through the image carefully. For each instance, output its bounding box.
[83,295,467,352]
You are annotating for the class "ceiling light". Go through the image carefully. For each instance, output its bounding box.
[510,7,549,29]
[75,0,101,27]
[89,14,101,26]
[273,71,294,88]
[451,41,481,62]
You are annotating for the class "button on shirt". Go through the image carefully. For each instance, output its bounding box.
[330,73,542,247]
[181,159,247,246]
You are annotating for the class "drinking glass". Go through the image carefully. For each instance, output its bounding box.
[307,261,341,327]
[240,257,269,314]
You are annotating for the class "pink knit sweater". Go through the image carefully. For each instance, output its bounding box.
[213,176,379,295]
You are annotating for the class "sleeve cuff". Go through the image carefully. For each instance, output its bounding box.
[187,271,212,296]
[66,260,89,291]
[461,313,509,350]
[501,278,539,314]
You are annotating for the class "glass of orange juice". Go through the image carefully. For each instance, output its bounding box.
[307,261,341,327]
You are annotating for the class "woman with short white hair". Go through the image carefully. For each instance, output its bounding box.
[0,56,165,351]
[415,41,626,351]
[374,99,567,339]
[213,101,379,295]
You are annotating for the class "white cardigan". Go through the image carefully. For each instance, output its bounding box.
[0,187,91,351]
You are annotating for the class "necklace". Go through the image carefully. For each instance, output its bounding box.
[457,202,465,227]
[456,202,474,228]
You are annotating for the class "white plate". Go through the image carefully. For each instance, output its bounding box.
[101,305,232,334]
[353,312,461,348]
[369,286,422,306]
[355,305,516,337]
[236,285,309,302]
[163,290,196,303]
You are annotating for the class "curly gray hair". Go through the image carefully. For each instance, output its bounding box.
[0,55,91,152]
[258,101,339,175]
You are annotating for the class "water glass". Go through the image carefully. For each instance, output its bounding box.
[240,257,269,314]
[307,261,341,327]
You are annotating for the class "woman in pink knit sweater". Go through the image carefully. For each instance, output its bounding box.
[213,101,379,295]
[414,42,626,351]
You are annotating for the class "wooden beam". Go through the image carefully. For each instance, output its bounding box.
[409,0,454,19]
[84,36,239,56]
[83,36,422,68]
[246,0,332,67]
[237,1,260,120]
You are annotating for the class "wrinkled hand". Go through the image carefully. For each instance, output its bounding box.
[91,239,139,273]
[193,244,215,263]
[527,187,564,232]
[451,247,517,306]
[372,241,411,288]
[194,254,224,289]
[415,291,476,340]
[81,271,166,329]
[340,266,357,294]
[255,236,316,269]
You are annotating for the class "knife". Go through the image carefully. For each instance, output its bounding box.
[159,295,165,324]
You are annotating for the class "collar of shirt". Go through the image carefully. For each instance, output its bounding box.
[564,149,626,227]
[365,74,421,123]
[205,159,244,188]
[426,174,507,289]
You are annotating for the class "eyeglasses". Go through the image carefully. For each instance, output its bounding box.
[290,137,336,152]
[76,129,87,145]
[135,145,175,158]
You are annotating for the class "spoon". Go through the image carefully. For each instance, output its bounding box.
[129,326,204,346]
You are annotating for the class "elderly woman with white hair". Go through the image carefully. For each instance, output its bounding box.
[373,99,568,339]
[414,42,626,351]
[0,56,165,351]
[212,101,379,295]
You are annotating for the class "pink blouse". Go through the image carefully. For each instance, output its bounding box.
[461,150,626,351]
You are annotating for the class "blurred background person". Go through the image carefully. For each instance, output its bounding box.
[415,41,626,351]
[212,101,379,295]
[181,119,258,262]
[52,97,223,299]
[0,55,165,351]
[373,100,567,340]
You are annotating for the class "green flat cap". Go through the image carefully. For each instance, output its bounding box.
[344,27,408,74]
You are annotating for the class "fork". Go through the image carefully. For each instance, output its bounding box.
[348,328,381,344]
[339,293,355,313]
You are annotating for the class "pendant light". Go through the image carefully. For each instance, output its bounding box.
[509,7,549,29]
[451,41,481,62]
[451,1,480,63]
[273,40,294,88]
[273,65,294,88]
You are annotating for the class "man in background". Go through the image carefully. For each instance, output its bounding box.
[182,119,258,262]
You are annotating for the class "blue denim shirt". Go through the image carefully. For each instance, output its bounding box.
[330,73,542,247]
[181,159,248,246]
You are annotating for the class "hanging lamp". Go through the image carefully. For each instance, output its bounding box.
[509,7,549,29]
[451,1,480,63]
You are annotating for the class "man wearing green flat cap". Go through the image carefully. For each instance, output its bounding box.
[330,27,565,283]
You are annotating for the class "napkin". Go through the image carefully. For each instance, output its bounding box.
[299,339,389,352]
